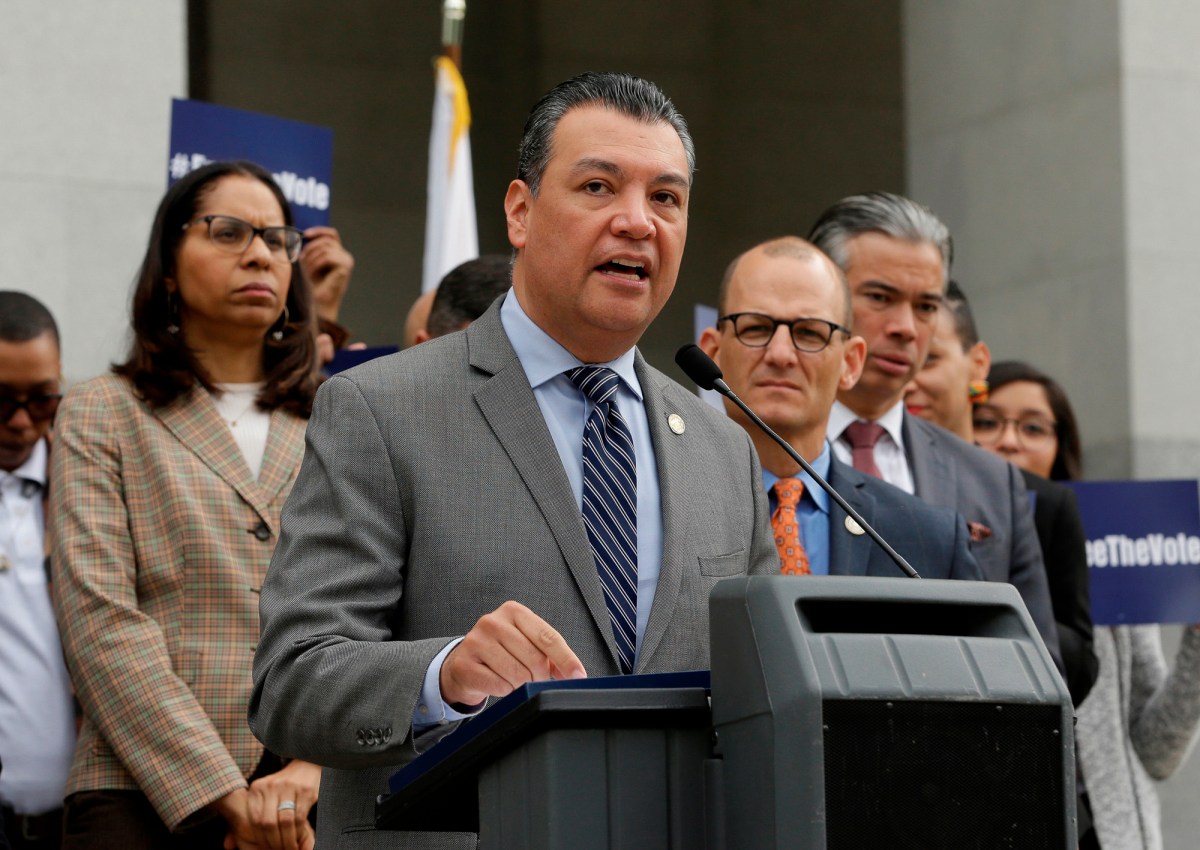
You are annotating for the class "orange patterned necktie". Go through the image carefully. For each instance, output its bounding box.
[771,477,811,575]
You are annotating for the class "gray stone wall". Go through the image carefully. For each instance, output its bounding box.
[904,0,1131,477]
[2,2,186,383]
[905,5,1200,845]
[195,0,905,374]
[905,0,1200,483]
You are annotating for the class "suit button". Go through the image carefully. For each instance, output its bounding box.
[250,522,271,542]
[356,729,367,746]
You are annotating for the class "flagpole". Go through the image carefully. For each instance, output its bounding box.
[442,0,465,70]
[422,0,478,293]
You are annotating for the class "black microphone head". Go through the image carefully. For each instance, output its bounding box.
[675,343,724,391]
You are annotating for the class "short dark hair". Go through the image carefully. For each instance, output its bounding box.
[516,71,695,196]
[0,291,59,348]
[427,255,512,339]
[988,360,1083,482]
[808,191,953,286]
[943,279,979,349]
[113,160,317,416]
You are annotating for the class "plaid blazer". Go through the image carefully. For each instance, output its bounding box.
[49,373,305,830]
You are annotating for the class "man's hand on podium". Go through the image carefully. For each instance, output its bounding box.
[440,600,587,709]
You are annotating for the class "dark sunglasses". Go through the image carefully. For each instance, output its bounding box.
[0,393,62,423]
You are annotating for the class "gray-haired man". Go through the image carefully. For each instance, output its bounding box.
[809,192,1063,671]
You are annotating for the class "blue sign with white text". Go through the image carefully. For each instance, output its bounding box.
[1066,479,1200,625]
[168,99,333,229]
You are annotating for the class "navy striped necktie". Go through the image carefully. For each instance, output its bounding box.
[568,365,638,674]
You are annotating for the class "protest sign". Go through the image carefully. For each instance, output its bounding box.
[1068,479,1200,625]
[168,99,333,229]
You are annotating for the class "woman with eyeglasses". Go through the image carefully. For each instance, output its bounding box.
[50,161,321,850]
[981,360,1200,850]
[976,361,1083,483]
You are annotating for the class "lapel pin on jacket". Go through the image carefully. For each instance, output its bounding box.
[667,413,685,435]
[845,516,865,535]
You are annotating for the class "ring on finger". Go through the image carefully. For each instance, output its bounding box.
[277,800,297,812]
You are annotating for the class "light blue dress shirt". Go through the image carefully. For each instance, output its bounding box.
[0,438,75,812]
[762,441,833,575]
[416,291,665,727]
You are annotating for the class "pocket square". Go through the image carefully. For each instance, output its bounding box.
[967,521,993,542]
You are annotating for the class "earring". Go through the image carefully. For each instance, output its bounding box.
[166,292,180,335]
[968,379,990,405]
[271,305,290,342]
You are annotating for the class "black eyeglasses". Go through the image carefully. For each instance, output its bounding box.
[972,410,1057,448]
[0,393,62,423]
[718,312,851,353]
[184,215,304,263]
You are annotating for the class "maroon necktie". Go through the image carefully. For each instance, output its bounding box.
[844,421,886,479]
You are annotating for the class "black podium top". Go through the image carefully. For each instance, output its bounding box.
[376,670,712,832]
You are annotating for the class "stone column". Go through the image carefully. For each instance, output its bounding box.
[903,0,1172,479]
[1,3,186,382]
[905,3,1200,843]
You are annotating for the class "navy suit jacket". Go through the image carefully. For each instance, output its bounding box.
[824,457,981,581]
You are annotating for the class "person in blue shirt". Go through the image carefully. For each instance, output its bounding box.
[699,236,980,581]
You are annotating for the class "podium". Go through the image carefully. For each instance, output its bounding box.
[378,577,1076,848]
[375,671,716,848]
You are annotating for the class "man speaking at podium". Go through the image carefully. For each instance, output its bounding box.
[698,237,981,581]
[250,72,778,847]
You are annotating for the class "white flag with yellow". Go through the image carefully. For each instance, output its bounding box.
[422,56,479,292]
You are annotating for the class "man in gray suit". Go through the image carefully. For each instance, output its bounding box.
[698,236,981,581]
[250,72,778,848]
[807,192,1062,667]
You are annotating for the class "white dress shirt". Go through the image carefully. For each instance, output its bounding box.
[0,438,75,814]
[828,399,914,494]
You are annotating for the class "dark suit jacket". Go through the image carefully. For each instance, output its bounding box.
[250,299,779,848]
[1021,470,1098,705]
[902,413,1064,670]
[825,458,981,581]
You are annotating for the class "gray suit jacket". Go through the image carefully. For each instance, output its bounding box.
[903,412,1063,668]
[249,300,778,848]
[824,457,981,581]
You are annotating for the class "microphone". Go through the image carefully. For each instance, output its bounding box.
[676,344,920,579]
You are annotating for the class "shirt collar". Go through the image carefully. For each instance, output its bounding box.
[0,436,48,492]
[500,289,643,400]
[762,440,832,514]
[830,398,906,450]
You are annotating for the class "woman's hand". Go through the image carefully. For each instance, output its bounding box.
[245,760,322,850]
[211,788,262,850]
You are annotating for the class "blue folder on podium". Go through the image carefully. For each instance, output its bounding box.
[376,670,713,835]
